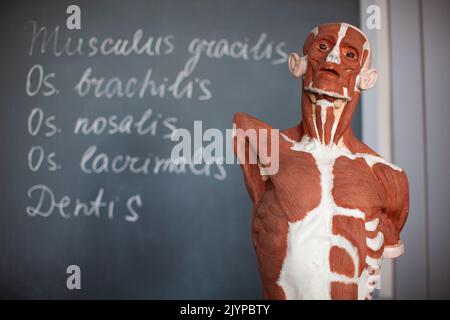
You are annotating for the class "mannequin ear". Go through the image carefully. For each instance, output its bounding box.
[358,68,378,90]
[288,52,307,78]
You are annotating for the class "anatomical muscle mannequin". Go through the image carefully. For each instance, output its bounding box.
[233,23,409,300]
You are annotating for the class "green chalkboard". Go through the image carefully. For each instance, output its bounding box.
[0,0,360,298]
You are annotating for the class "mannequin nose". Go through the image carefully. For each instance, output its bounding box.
[326,46,341,65]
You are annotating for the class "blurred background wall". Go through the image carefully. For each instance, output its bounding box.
[360,0,450,299]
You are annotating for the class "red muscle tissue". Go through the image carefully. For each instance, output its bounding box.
[233,23,409,300]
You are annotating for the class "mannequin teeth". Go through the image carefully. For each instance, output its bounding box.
[308,92,345,110]
[333,99,344,108]
[304,86,351,101]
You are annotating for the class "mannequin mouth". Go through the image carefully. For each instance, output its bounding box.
[304,86,351,102]
[318,67,340,78]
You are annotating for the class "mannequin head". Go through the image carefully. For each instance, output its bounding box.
[288,23,378,145]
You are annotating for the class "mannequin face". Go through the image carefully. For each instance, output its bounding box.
[303,23,371,101]
[289,23,378,145]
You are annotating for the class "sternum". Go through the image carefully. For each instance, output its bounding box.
[277,138,366,299]
[277,147,339,299]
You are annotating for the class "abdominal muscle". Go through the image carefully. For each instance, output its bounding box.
[276,204,333,299]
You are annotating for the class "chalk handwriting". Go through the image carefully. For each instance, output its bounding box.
[26,184,142,222]
[80,145,226,181]
[73,108,177,138]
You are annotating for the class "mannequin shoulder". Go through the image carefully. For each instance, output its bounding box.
[233,112,273,131]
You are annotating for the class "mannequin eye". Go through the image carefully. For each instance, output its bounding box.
[345,49,358,60]
[318,43,328,51]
